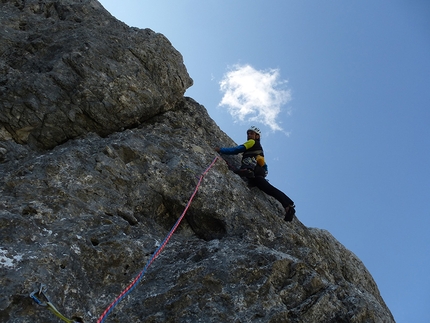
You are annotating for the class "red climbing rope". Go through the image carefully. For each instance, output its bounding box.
[97,156,219,323]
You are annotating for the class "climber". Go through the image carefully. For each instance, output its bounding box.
[214,126,296,221]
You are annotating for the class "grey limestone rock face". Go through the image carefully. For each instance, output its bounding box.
[0,1,394,323]
[0,0,192,150]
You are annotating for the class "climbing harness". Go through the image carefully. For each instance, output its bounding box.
[30,283,79,323]
[96,156,219,323]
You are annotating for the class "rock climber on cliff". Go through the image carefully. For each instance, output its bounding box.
[215,126,296,222]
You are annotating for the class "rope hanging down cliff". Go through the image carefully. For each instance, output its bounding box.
[30,157,219,323]
[96,156,220,323]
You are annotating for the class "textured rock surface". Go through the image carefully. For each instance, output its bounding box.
[0,1,395,323]
[0,0,192,150]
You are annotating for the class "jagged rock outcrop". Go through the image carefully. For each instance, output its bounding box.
[0,0,192,150]
[0,1,395,323]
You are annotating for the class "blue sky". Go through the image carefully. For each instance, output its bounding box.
[99,1,430,322]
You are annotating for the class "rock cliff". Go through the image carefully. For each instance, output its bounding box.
[0,1,395,322]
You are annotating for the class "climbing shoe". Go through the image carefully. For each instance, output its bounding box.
[284,204,295,222]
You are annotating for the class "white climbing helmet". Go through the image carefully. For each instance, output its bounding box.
[247,126,261,136]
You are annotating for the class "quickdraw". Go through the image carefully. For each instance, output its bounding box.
[30,283,79,323]
[29,157,220,323]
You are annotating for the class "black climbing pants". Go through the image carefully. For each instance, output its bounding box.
[249,176,294,208]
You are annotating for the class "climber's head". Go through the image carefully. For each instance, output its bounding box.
[247,126,261,140]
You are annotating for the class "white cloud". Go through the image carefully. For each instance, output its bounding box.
[219,64,291,132]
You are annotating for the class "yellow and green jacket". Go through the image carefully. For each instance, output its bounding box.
[219,139,268,174]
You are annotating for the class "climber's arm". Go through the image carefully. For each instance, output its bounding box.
[218,144,247,155]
